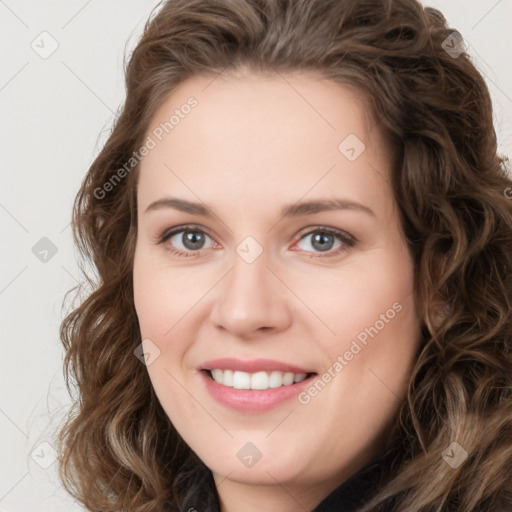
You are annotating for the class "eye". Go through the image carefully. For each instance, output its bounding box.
[159,226,216,257]
[292,227,356,257]
[157,225,356,258]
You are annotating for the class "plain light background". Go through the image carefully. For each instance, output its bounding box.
[1,1,511,510]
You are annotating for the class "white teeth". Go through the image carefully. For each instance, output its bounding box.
[282,372,294,386]
[223,369,234,387]
[268,371,284,388]
[211,369,223,382]
[232,370,251,389]
[250,371,268,390]
[209,369,310,389]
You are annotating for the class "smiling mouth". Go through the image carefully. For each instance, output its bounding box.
[204,369,317,390]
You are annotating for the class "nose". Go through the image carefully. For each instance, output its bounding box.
[209,252,293,339]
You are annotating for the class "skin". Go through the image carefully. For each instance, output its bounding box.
[133,69,422,512]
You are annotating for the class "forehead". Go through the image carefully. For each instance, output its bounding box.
[137,70,392,216]
[144,69,375,156]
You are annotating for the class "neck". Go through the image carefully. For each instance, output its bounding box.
[213,457,371,512]
[215,479,330,512]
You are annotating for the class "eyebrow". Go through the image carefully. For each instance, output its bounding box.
[144,197,375,218]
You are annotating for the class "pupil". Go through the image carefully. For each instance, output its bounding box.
[183,230,204,250]
[312,232,333,252]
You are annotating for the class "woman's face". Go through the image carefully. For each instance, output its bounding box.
[133,70,421,505]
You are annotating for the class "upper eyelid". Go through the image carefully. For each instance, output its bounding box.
[159,224,215,242]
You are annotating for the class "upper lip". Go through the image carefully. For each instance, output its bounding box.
[200,358,315,374]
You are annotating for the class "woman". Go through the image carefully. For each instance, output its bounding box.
[57,0,512,510]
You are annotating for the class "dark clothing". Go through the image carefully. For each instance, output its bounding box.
[312,448,398,512]
[203,448,398,512]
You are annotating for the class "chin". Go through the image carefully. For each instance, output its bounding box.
[197,441,311,484]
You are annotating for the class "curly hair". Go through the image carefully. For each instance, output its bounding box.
[57,0,512,510]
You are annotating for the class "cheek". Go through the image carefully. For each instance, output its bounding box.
[133,255,201,426]
[295,241,419,408]
[133,270,170,341]
[133,247,208,338]
[290,250,415,349]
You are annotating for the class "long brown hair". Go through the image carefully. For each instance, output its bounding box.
[58,0,512,510]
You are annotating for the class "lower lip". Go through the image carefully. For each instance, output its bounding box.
[200,371,315,413]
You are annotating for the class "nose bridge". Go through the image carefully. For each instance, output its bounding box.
[224,250,275,316]
[232,248,272,297]
[210,247,291,335]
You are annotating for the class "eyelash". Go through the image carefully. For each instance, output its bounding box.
[157,224,356,259]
